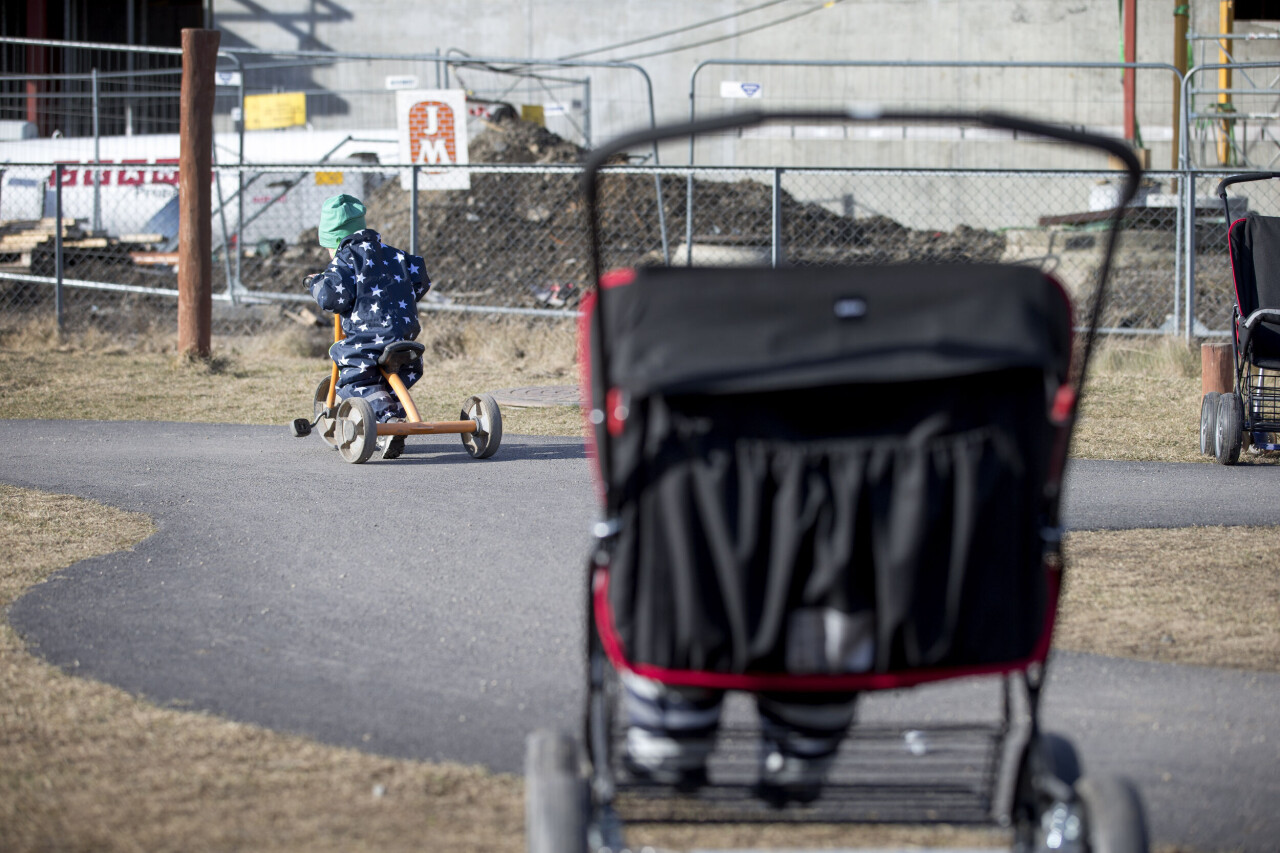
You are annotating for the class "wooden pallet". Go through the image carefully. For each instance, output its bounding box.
[0,218,163,272]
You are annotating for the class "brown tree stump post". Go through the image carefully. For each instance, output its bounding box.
[1202,342,1234,395]
[177,28,220,359]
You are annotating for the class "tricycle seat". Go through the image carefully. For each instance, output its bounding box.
[377,341,426,373]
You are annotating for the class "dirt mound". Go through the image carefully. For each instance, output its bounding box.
[251,117,1007,311]
[468,113,587,164]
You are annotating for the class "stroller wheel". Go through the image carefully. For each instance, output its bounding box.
[1037,732,1082,788]
[1214,392,1244,466]
[1076,775,1151,853]
[335,397,378,464]
[1200,391,1221,456]
[525,729,587,853]
[1012,730,1083,848]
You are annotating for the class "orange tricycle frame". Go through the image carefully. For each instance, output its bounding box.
[328,313,477,439]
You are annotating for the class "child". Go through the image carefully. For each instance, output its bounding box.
[307,194,430,456]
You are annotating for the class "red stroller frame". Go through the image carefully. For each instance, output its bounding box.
[1201,173,1280,465]
[524,110,1148,853]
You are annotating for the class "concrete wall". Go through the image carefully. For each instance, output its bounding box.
[208,1,1280,227]
[211,0,1280,152]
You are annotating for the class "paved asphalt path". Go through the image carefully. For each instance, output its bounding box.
[4,419,1280,851]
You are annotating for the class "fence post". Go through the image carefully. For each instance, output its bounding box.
[685,174,695,266]
[178,28,220,359]
[410,164,418,258]
[212,146,237,305]
[1184,169,1198,342]
[771,167,784,268]
[583,76,592,148]
[653,173,671,266]
[1173,167,1183,336]
[91,66,101,234]
[54,164,64,334]
[236,55,246,296]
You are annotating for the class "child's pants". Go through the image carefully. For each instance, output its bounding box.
[622,671,857,776]
[332,347,424,423]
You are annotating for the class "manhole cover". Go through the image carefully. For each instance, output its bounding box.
[489,385,582,408]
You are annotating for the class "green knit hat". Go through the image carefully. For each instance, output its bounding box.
[318,194,367,248]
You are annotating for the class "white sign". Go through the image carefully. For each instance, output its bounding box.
[214,70,242,88]
[720,81,763,99]
[543,102,567,116]
[396,89,470,191]
[385,75,420,91]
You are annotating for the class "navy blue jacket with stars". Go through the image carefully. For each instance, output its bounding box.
[310,228,429,344]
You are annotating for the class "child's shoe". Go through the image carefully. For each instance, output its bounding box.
[755,741,836,805]
[621,727,711,792]
[378,418,406,459]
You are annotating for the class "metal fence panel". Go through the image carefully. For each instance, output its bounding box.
[3,161,1195,341]
[16,44,1280,344]
[1181,62,1280,170]
[1185,169,1280,337]
[687,61,1183,171]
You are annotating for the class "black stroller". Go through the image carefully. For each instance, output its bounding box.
[526,110,1149,853]
[1201,173,1280,465]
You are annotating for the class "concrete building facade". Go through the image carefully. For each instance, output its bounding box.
[205,0,1280,171]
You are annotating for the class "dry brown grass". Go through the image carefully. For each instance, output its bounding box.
[1074,336,1206,463]
[0,314,582,436]
[1059,526,1280,670]
[0,318,1242,463]
[0,483,525,853]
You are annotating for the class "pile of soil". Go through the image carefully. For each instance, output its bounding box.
[237,115,1012,312]
[353,115,1007,309]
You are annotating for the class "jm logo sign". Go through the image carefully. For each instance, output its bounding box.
[397,89,470,190]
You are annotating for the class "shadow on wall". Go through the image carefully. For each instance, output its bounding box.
[213,0,357,122]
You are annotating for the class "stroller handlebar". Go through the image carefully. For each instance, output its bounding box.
[581,107,1144,290]
[1217,172,1280,199]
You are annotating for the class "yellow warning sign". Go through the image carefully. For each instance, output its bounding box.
[315,171,344,185]
[520,104,545,127]
[244,92,307,130]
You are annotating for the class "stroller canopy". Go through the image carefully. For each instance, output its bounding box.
[596,263,1072,399]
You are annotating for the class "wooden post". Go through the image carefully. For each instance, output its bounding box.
[1202,342,1235,395]
[1172,3,1189,178]
[177,28,220,359]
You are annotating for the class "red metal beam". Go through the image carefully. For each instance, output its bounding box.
[25,0,47,130]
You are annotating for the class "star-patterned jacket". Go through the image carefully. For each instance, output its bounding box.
[309,228,430,349]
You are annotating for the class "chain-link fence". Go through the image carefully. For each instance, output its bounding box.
[1,38,189,138]
[7,38,1280,345]
[2,158,1200,340]
[688,61,1184,172]
[1184,169,1280,336]
[1181,61,1280,170]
